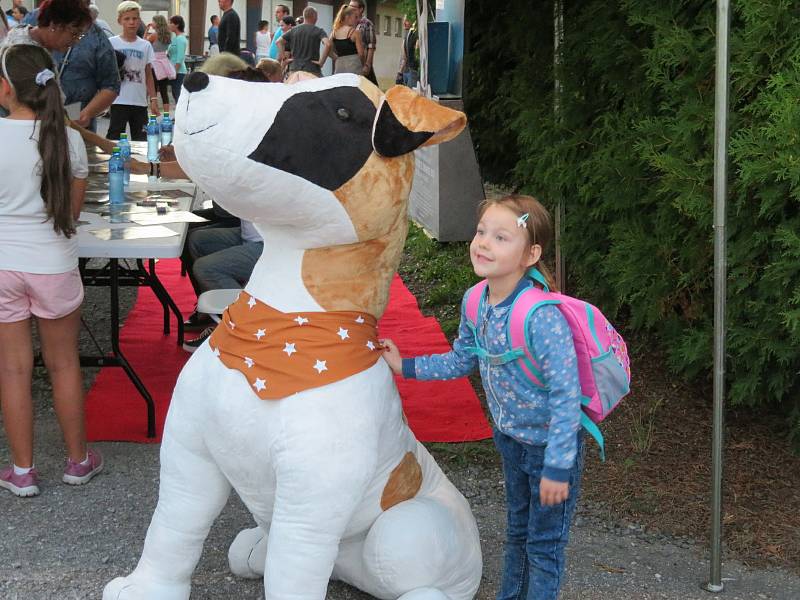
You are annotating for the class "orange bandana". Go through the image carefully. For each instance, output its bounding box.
[208,292,383,400]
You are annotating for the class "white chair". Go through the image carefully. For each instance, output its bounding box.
[196,288,241,323]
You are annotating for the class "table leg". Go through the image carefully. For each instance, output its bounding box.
[111,259,157,438]
[144,259,185,346]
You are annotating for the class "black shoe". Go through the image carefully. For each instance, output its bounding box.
[183,310,213,331]
[182,326,215,354]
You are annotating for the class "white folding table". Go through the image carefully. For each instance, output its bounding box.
[77,145,198,438]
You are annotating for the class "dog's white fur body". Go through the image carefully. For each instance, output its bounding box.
[103,74,482,600]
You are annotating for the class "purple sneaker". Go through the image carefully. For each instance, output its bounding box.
[63,448,104,485]
[0,466,41,497]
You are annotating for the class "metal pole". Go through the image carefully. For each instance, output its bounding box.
[553,0,565,291]
[417,0,430,98]
[707,0,730,593]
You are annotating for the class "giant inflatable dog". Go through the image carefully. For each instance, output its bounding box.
[102,74,482,600]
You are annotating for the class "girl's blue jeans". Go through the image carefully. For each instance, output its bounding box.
[493,429,584,600]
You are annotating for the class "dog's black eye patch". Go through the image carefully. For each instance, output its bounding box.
[248,87,376,191]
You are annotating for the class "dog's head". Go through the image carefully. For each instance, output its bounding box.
[173,73,465,249]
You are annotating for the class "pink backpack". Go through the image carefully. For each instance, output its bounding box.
[464,269,631,459]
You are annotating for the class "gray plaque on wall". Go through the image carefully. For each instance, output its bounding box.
[408,99,484,241]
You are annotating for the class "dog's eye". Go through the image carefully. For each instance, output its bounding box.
[336,108,350,121]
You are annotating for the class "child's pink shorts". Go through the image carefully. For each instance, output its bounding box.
[0,268,84,323]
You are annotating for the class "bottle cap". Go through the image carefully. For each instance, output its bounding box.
[119,133,128,139]
[112,146,120,152]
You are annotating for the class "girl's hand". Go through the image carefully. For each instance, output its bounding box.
[381,339,403,375]
[130,158,149,175]
[539,477,569,506]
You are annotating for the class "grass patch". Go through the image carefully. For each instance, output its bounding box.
[399,224,476,338]
[426,440,499,468]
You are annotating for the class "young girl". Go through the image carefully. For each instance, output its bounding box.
[146,15,175,114]
[0,44,102,497]
[383,195,584,600]
[330,5,364,75]
[254,19,271,62]
[167,15,187,103]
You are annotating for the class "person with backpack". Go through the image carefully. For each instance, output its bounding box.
[382,194,586,600]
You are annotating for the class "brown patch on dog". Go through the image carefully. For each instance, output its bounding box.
[302,151,414,316]
[335,153,414,241]
[381,451,423,511]
[302,210,407,317]
[383,86,467,147]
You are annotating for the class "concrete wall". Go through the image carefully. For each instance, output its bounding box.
[372,1,404,88]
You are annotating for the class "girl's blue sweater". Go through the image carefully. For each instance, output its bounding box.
[402,279,582,482]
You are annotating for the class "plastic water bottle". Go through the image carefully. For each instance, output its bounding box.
[118,133,131,186]
[160,112,173,147]
[108,146,125,207]
[146,115,160,162]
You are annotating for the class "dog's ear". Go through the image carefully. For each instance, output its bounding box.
[372,85,467,158]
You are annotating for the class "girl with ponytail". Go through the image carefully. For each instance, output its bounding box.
[0,44,102,498]
[383,195,584,599]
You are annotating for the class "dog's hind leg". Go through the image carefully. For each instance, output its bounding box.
[335,494,482,600]
[103,420,231,600]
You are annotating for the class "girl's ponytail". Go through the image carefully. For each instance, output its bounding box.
[1,45,75,237]
[37,71,75,237]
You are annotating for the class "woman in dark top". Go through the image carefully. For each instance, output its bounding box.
[331,5,363,75]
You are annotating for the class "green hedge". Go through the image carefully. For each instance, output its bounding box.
[464,0,800,440]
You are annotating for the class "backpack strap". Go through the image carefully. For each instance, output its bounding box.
[463,280,524,365]
[464,280,488,328]
[508,286,558,388]
[580,408,605,461]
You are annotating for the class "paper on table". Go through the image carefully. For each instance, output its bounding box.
[149,189,193,199]
[90,225,180,241]
[128,211,209,225]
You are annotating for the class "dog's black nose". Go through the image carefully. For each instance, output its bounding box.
[183,71,209,93]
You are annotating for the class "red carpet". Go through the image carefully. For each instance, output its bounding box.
[85,259,492,443]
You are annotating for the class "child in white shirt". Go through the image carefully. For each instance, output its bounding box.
[0,43,102,498]
[107,1,158,140]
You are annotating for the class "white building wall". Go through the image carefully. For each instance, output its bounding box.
[372,1,404,89]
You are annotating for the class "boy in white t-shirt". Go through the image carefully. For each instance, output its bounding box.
[107,1,158,141]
